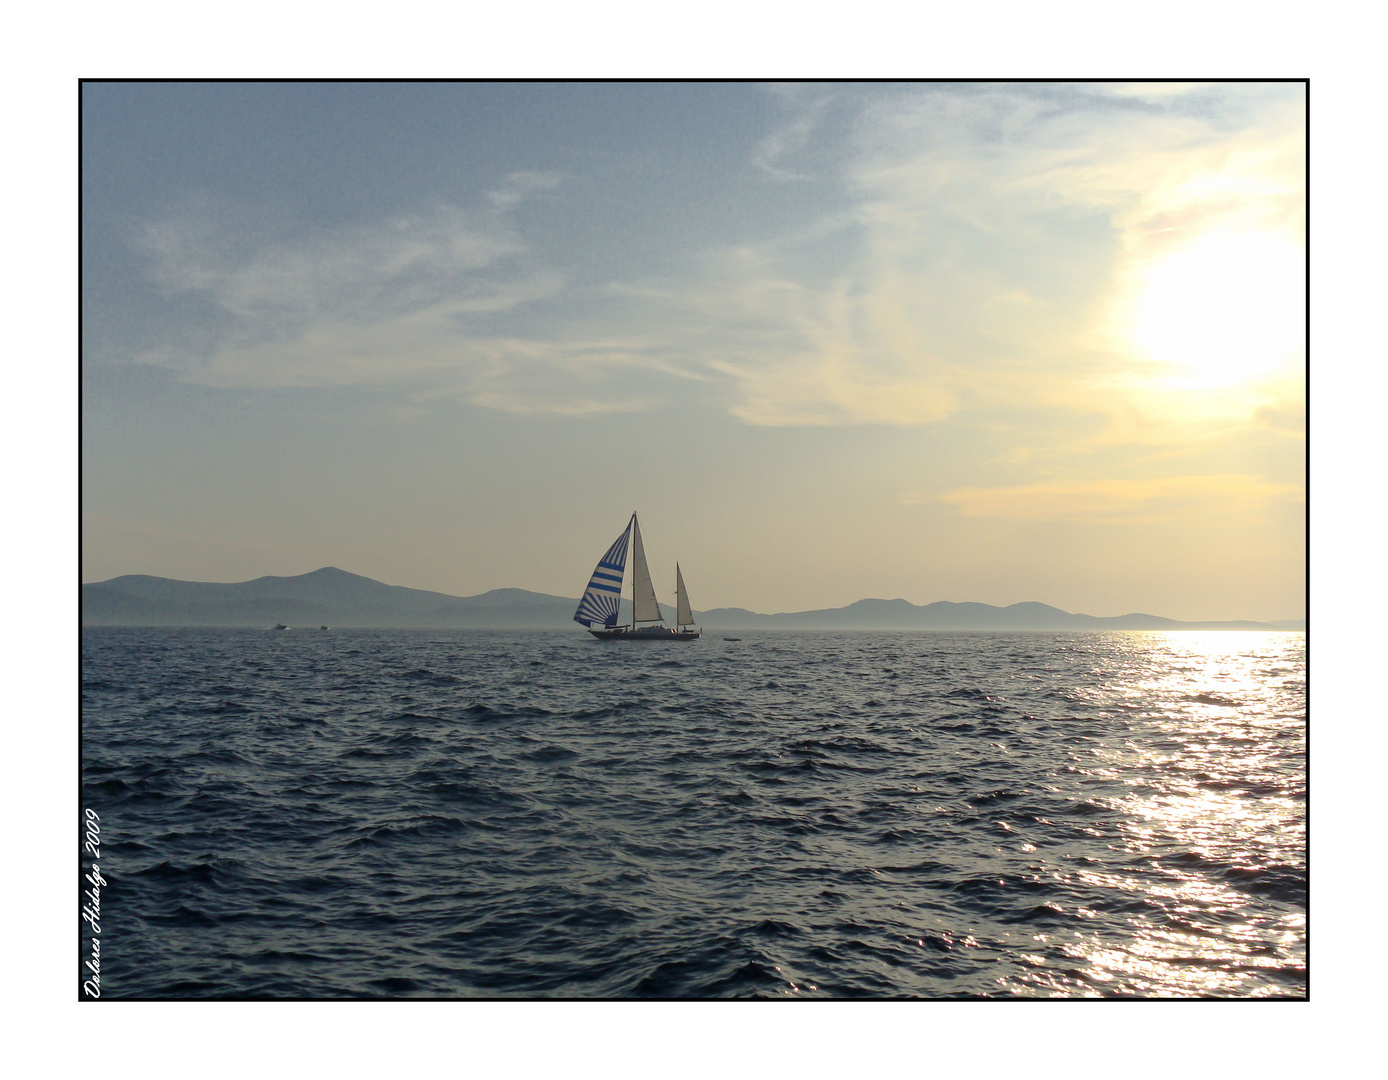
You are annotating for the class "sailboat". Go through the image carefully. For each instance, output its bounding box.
[574,513,701,641]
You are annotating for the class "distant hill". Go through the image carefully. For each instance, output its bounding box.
[80,567,1303,631]
[699,598,1303,631]
[80,567,672,628]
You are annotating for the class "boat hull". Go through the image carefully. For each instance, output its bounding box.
[587,626,701,641]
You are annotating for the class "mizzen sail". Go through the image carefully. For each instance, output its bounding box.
[573,517,632,627]
[676,563,693,627]
[630,515,662,623]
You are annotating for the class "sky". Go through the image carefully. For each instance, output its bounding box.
[81,81,1306,621]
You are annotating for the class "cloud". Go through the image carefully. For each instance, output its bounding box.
[141,202,523,334]
[486,170,561,212]
[752,87,832,181]
[706,83,1304,428]
[132,172,569,376]
[1253,404,1306,433]
[921,474,1301,523]
[686,247,962,426]
[169,303,686,418]
[124,86,1302,434]
[131,184,583,396]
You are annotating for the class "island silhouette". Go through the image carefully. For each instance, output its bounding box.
[80,567,1303,631]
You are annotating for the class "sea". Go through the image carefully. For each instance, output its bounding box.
[79,627,1306,999]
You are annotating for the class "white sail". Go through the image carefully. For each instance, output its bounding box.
[676,563,693,627]
[629,515,662,623]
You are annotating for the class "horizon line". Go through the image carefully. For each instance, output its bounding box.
[81,565,1307,626]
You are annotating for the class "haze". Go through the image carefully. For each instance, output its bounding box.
[81,82,1305,622]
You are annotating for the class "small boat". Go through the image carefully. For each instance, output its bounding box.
[272,623,288,631]
[575,513,700,641]
[318,625,329,630]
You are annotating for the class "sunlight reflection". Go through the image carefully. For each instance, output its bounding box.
[1024,631,1306,996]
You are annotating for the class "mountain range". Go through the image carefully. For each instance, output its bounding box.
[80,567,1304,631]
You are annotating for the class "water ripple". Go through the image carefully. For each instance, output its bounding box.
[81,627,1305,998]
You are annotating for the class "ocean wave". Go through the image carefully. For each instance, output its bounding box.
[81,626,1305,998]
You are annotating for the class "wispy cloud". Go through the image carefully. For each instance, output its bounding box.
[709,83,1304,428]
[485,170,561,212]
[126,87,1302,438]
[920,474,1301,523]
[141,202,523,333]
[752,85,833,181]
[133,170,567,374]
[131,177,588,399]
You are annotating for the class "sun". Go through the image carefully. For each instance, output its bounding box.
[1132,231,1304,388]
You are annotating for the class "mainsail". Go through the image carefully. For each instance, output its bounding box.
[629,515,662,623]
[675,563,693,627]
[573,517,633,627]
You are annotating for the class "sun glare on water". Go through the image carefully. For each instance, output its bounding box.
[1133,231,1304,389]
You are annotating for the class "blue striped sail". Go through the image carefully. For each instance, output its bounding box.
[573,517,632,627]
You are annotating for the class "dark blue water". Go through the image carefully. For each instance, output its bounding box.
[80,628,1305,998]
